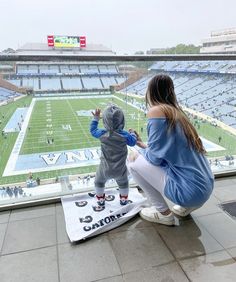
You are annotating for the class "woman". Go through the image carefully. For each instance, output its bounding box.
[128,74,214,226]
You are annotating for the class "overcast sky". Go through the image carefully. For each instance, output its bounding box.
[0,0,236,54]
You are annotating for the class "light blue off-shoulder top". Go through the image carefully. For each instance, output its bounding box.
[143,118,214,207]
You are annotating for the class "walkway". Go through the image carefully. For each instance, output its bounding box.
[0,176,236,281]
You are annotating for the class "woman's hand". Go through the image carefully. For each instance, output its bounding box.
[136,140,148,149]
[92,108,101,119]
[129,128,140,139]
[129,128,147,148]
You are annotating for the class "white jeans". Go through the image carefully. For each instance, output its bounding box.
[128,153,169,212]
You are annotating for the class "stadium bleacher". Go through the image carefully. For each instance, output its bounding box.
[8,63,125,93]
[5,60,236,129]
[81,65,99,74]
[150,60,236,73]
[101,76,119,88]
[7,79,22,87]
[61,77,83,90]
[0,87,21,103]
[122,60,236,129]
[82,77,103,89]
[39,65,58,74]
[40,78,61,91]
[22,78,39,90]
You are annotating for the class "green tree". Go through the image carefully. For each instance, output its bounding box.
[149,44,200,54]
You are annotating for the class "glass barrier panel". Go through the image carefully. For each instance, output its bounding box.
[0,57,236,207]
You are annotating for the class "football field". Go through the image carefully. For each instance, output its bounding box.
[2,95,148,178]
[21,96,147,155]
[1,94,236,184]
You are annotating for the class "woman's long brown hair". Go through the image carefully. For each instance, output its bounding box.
[145,74,206,154]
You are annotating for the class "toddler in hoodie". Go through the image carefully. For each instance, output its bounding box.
[90,105,137,207]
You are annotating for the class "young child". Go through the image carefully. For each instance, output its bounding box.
[90,104,137,206]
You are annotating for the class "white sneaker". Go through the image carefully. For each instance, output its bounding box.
[139,206,175,226]
[171,205,201,217]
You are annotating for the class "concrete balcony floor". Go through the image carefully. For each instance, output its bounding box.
[0,176,236,282]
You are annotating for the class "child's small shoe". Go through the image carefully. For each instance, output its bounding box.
[96,194,105,206]
[120,195,129,205]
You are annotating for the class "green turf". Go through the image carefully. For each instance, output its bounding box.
[0,93,236,185]
[0,96,32,184]
[21,97,147,155]
[0,95,147,184]
[116,92,236,158]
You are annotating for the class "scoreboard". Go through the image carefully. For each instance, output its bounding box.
[47,35,86,48]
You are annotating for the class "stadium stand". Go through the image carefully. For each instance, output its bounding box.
[150,60,236,73]
[7,63,125,94]
[0,87,22,103]
[101,76,119,88]
[40,78,61,91]
[22,78,39,90]
[82,76,103,89]
[0,77,24,104]
[121,60,236,129]
[10,79,22,87]
[61,77,83,90]
[4,60,236,128]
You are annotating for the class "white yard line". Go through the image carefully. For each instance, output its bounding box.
[34,95,110,101]
[113,95,145,113]
[66,99,94,147]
